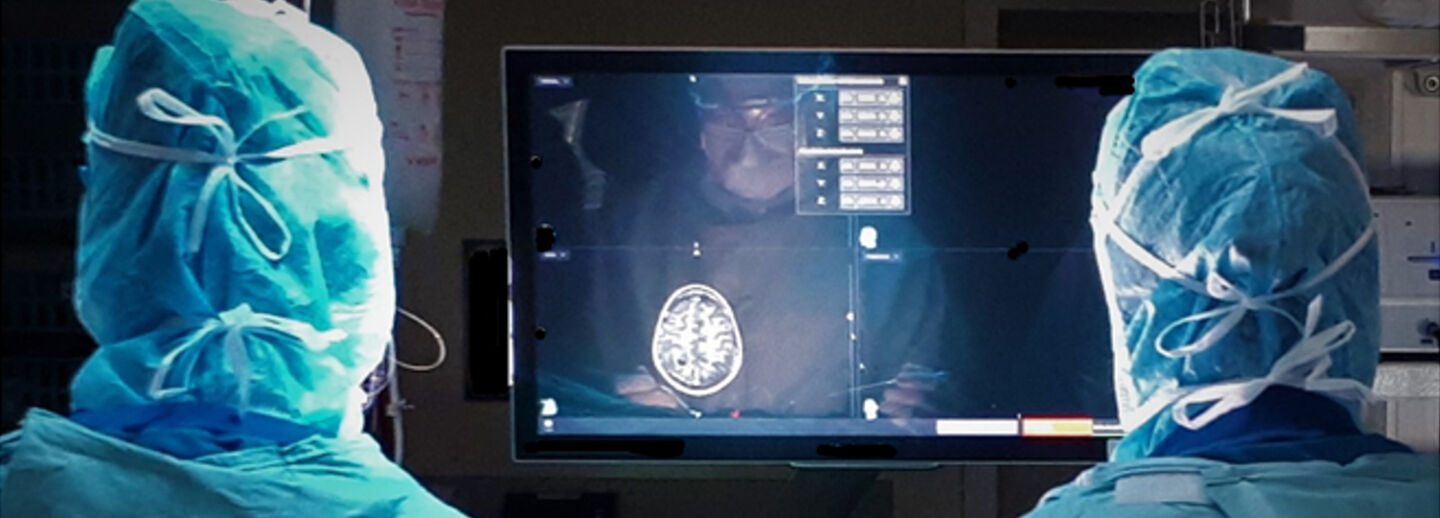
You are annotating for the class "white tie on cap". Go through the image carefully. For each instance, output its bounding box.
[1148,225,1375,360]
[1101,63,1342,222]
[85,87,345,261]
[148,303,347,409]
[1168,295,1372,429]
[1093,62,1377,431]
[1136,63,1338,161]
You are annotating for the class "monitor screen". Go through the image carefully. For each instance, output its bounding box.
[505,49,1146,462]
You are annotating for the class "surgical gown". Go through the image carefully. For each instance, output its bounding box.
[1,410,462,518]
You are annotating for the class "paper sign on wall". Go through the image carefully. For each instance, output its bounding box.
[336,0,446,234]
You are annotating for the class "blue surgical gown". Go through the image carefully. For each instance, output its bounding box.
[1023,387,1438,517]
[0,409,467,517]
[1022,452,1439,518]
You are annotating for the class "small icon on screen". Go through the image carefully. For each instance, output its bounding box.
[534,76,573,88]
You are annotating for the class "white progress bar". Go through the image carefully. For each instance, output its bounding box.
[935,419,1020,436]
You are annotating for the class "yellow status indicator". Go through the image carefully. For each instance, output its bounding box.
[1021,417,1094,437]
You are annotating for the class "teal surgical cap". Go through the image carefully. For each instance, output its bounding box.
[1090,49,1380,459]
[69,0,393,438]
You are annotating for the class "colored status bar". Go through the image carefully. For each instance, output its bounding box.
[933,417,1123,438]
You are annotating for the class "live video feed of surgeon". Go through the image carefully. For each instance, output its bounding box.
[1022,49,1439,518]
[531,74,952,421]
[0,0,464,516]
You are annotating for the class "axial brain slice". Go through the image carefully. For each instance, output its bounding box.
[651,284,744,397]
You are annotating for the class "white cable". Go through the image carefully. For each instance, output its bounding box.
[395,307,447,372]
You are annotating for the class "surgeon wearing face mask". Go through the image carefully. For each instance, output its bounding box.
[1022,48,1439,518]
[695,78,801,212]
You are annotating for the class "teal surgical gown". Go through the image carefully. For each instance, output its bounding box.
[0,410,465,518]
[1024,452,1439,518]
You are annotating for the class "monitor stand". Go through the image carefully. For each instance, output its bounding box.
[767,462,940,518]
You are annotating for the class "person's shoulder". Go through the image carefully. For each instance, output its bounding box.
[1342,451,1440,481]
[1021,458,1229,518]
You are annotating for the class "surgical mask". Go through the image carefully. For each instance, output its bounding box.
[702,122,796,201]
[1093,63,1377,433]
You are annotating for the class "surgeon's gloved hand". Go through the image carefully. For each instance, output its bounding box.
[879,363,942,418]
[615,368,687,410]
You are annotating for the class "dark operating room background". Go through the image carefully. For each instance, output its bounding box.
[2,0,127,436]
[17,1,1407,517]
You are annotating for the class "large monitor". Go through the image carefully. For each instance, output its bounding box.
[505,49,1146,462]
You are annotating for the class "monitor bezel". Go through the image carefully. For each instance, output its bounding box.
[503,47,1149,463]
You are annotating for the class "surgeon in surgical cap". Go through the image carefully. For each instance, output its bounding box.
[0,1,464,516]
[1021,48,1438,518]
